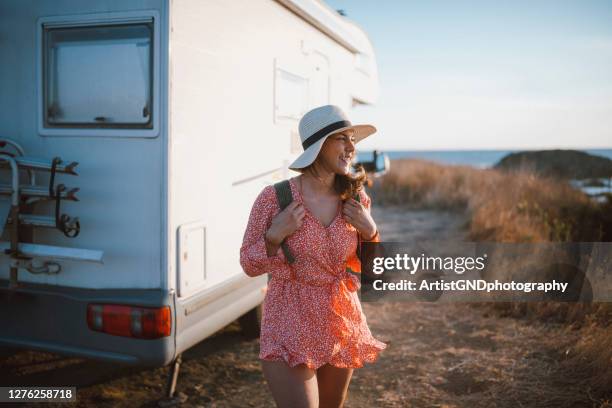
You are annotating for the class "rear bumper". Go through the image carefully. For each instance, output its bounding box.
[0,280,176,367]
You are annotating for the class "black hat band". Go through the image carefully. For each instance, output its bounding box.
[301,120,352,151]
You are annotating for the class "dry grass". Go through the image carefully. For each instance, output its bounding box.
[559,325,612,398]
[371,158,612,242]
[371,158,612,403]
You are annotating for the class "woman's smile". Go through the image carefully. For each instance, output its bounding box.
[339,153,353,167]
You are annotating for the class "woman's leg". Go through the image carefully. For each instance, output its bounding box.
[316,363,354,408]
[261,360,319,408]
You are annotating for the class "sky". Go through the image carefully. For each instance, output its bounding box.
[325,0,612,151]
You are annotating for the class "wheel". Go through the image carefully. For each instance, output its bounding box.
[238,304,263,339]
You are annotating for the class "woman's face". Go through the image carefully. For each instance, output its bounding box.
[315,129,357,175]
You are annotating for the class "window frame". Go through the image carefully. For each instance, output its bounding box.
[274,68,309,122]
[273,57,310,124]
[36,10,161,138]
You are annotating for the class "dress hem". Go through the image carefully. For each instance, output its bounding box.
[259,341,387,370]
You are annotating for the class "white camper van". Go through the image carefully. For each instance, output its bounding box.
[0,0,379,373]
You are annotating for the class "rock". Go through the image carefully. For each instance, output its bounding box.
[157,392,188,408]
[176,392,188,403]
[494,150,612,179]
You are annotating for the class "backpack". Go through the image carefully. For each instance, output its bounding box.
[272,179,362,265]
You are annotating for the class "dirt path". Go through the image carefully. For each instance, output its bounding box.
[0,207,602,407]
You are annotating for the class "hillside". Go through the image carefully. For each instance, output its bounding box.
[494,149,612,179]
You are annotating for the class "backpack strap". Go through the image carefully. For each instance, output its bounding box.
[272,182,365,265]
[354,190,362,260]
[272,180,296,264]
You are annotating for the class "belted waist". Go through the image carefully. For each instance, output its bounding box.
[270,269,361,292]
[269,268,362,345]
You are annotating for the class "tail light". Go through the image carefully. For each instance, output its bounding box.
[87,304,171,339]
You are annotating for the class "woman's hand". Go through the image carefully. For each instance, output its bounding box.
[265,201,305,255]
[342,198,377,240]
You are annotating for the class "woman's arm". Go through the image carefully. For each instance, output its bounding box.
[342,188,380,242]
[359,190,380,242]
[240,186,291,278]
[345,188,380,273]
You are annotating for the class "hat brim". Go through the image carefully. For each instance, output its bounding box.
[288,124,376,171]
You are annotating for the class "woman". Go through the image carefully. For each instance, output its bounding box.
[240,105,387,408]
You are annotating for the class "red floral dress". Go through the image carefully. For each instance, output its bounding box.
[239,177,387,369]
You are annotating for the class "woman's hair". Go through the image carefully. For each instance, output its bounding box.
[303,163,368,200]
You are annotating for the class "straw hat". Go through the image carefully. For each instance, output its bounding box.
[289,105,377,171]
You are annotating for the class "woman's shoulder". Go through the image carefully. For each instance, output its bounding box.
[256,183,276,202]
[252,183,282,211]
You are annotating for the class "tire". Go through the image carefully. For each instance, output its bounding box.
[238,304,263,339]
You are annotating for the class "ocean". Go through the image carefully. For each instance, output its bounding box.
[357,149,612,169]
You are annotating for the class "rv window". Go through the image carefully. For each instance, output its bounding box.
[275,69,308,121]
[43,23,153,128]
